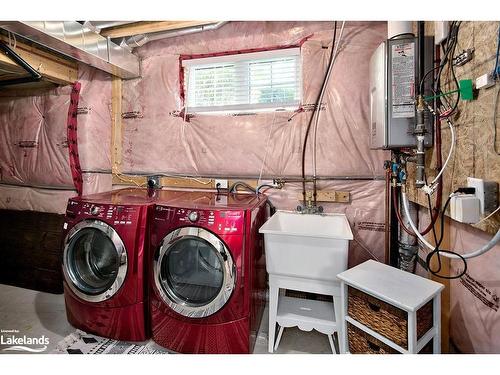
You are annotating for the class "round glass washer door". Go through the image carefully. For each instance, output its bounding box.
[154,227,236,318]
[63,220,127,303]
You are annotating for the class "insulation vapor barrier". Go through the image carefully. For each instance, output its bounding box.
[0,65,113,213]
[122,21,388,177]
[417,210,500,353]
[122,21,389,263]
[448,221,500,353]
[120,21,390,266]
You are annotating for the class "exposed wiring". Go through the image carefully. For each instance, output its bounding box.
[423,88,461,101]
[421,22,461,120]
[419,65,440,96]
[114,173,147,187]
[115,172,213,186]
[425,191,466,279]
[402,191,500,260]
[185,177,213,185]
[442,22,461,118]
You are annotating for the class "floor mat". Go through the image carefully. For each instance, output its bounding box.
[52,330,168,354]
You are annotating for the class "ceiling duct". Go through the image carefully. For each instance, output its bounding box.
[0,21,140,79]
[125,21,228,48]
[86,21,136,33]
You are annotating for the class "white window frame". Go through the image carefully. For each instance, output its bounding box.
[182,48,302,114]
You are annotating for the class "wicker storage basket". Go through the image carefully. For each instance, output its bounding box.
[348,286,433,349]
[348,323,434,354]
[347,323,399,354]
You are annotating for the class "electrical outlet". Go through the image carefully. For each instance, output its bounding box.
[215,179,228,189]
[476,73,496,90]
[467,177,499,215]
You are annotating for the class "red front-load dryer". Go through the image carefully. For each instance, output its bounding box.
[61,188,185,341]
[150,190,268,353]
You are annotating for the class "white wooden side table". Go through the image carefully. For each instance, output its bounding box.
[268,274,343,354]
[336,260,444,354]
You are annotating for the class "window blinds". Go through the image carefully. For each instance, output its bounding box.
[183,48,301,113]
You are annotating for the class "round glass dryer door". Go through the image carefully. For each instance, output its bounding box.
[154,227,236,318]
[63,220,127,303]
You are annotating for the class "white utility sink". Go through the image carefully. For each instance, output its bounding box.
[259,211,353,282]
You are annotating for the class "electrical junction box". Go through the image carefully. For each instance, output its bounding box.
[369,36,434,150]
[475,73,495,90]
[215,179,228,189]
[467,177,499,215]
[450,195,481,224]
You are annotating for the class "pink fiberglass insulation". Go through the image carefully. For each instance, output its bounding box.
[0,65,112,213]
[120,21,389,266]
[76,65,112,173]
[122,21,388,177]
[447,221,500,353]
[0,94,72,187]
[0,172,112,214]
[416,209,500,353]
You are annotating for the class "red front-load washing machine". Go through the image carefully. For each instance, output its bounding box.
[62,188,185,341]
[150,190,268,353]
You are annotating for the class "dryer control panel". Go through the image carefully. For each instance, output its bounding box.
[154,206,244,235]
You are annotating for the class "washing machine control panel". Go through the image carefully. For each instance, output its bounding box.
[65,201,138,226]
[154,206,244,234]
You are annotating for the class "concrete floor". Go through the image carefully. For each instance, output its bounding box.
[0,284,333,354]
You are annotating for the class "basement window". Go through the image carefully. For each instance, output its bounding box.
[182,48,302,113]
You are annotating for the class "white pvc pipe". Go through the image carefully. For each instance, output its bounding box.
[387,21,413,39]
[424,118,455,194]
[401,192,500,259]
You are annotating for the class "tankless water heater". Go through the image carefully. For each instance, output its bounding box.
[369,36,434,150]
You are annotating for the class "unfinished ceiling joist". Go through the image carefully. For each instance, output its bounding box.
[0,21,140,79]
[0,35,77,86]
[100,21,217,39]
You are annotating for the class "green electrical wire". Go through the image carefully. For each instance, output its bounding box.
[424,79,474,101]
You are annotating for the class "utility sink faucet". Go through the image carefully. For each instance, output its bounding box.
[296,195,324,214]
